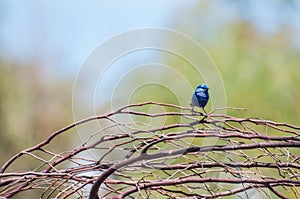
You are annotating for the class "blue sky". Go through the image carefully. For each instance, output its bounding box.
[0,1,197,77]
[1,1,299,78]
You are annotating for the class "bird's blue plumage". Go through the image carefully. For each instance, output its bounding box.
[191,84,209,111]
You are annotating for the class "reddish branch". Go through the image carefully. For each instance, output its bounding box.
[119,177,300,198]
[0,102,299,199]
[89,141,300,199]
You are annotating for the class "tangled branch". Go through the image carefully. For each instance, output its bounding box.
[0,102,299,199]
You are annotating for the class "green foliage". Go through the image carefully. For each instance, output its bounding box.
[0,62,72,169]
[211,22,300,125]
[169,2,300,126]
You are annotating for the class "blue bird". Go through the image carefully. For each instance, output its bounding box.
[190,84,209,113]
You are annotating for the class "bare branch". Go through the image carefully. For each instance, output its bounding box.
[0,102,299,199]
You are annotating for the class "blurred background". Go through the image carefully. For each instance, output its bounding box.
[0,0,299,174]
